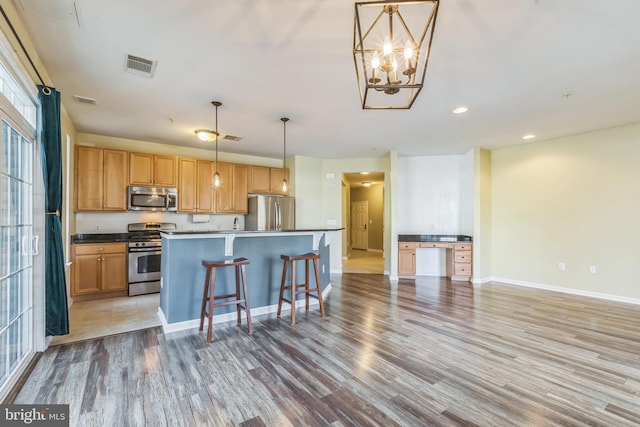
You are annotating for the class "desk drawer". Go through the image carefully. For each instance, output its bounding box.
[454,252,472,263]
[419,242,451,249]
[398,242,416,250]
[453,243,472,251]
[454,263,472,276]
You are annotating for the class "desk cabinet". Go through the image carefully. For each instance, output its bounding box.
[398,240,472,282]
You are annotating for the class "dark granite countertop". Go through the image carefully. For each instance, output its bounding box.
[398,234,472,243]
[161,228,344,236]
[71,233,130,244]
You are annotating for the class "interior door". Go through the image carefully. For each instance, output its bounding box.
[351,201,368,250]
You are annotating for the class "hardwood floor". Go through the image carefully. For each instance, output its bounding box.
[14,274,640,426]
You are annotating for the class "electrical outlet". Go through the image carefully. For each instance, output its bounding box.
[94,225,100,231]
[558,262,565,271]
[322,264,325,274]
[589,265,597,274]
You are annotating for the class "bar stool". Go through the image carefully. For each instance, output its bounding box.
[199,257,252,343]
[277,252,326,325]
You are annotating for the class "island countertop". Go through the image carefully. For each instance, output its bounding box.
[161,227,344,236]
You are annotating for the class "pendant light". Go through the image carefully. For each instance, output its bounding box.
[212,101,222,187]
[281,117,289,193]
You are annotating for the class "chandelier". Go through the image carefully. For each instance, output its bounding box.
[353,0,440,109]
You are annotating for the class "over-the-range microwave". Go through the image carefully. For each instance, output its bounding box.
[128,186,178,212]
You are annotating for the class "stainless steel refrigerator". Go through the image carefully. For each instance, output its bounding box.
[246,195,295,231]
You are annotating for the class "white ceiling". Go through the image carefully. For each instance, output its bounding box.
[12,0,640,160]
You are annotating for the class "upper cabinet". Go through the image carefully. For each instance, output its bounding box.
[129,152,177,187]
[216,162,248,214]
[248,166,290,195]
[178,158,215,213]
[75,146,128,212]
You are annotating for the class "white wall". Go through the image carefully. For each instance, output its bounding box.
[396,154,474,235]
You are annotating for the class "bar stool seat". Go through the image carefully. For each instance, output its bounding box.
[199,257,252,343]
[277,252,326,325]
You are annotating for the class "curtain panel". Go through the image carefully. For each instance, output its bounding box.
[38,85,69,336]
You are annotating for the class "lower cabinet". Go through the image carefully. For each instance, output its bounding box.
[398,243,416,275]
[397,241,472,281]
[72,243,128,299]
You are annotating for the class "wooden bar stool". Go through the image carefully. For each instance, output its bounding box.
[199,257,252,343]
[277,252,326,325]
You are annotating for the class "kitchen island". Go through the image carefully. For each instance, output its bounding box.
[158,229,341,333]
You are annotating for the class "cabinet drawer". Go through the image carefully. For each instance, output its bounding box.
[419,242,451,249]
[454,263,472,276]
[73,243,127,255]
[454,243,472,251]
[454,251,472,263]
[398,242,416,250]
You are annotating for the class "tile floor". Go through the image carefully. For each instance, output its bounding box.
[342,249,384,274]
[50,293,161,346]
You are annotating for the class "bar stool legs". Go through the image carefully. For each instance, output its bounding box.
[199,257,252,343]
[277,253,326,325]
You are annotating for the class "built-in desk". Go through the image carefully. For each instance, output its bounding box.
[398,234,472,282]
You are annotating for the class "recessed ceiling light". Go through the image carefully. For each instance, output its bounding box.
[362,181,372,187]
[360,171,369,175]
[452,106,468,114]
[522,134,536,140]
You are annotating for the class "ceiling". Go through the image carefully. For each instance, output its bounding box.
[11,0,640,161]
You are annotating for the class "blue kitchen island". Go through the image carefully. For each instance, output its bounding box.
[158,229,340,333]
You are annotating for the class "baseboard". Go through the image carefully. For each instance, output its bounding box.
[367,248,383,254]
[159,283,333,334]
[490,277,640,306]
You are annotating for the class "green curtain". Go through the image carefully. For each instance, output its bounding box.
[38,85,69,336]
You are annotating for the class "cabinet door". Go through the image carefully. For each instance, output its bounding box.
[248,166,270,193]
[72,253,102,295]
[75,146,104,211]
[270,168,289,195]
[101,253,128,291]
[178,158,197,212]
[154,155,177,186]
[215,162,233,213]
[398,250,416,275]
[232,164,249,214]
[197,160,215,213]
[102,149,128,211]
[129,152,154,185]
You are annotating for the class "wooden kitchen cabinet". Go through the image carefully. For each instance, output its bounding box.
[75,146,128,212]
[72,243,128,300]
[129,152,177,186]
[216,162,248,214]
[178,158,215,213]
[398,242,416,275]
[248,165,290,195]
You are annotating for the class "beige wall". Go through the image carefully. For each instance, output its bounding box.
[350,184,384,251]
[473,148,491,283]
[490,122,640,300]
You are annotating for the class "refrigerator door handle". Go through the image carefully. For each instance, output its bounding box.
[275,200,281,230]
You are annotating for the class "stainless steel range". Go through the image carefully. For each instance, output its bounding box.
[127,222,176,296]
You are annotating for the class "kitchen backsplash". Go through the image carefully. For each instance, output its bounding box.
[75,211,245,234]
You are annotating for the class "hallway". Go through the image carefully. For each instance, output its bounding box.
[342,249,384,274]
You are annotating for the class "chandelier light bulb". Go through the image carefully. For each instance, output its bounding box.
[383,36,392,55]
[404,40,413,59]
[213,172,221,187]
[371,52,380,69]
[282,179,288,193]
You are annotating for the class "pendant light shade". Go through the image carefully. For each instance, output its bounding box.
[212,101,222,187]
[281,117,289,193]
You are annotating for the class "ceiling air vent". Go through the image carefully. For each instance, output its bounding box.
[73,95,97,106]
[125,54,157,78]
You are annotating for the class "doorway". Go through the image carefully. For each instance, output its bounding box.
[341,172,385,274]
